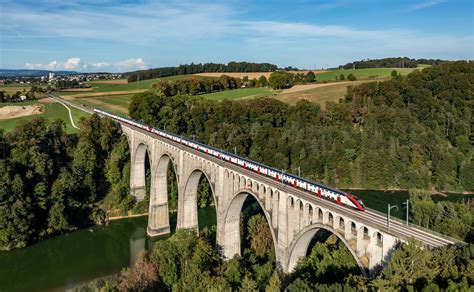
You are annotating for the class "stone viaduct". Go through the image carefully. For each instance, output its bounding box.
[120,123,457,275]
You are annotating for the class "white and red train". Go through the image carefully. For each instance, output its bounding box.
[94,109,366,211]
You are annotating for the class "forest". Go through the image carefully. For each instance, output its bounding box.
[129,61,473,193]
[340,57,447,69]
[125,61,278,82]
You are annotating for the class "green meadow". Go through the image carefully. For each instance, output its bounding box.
[0,100,88,133]
[316,67,421,82]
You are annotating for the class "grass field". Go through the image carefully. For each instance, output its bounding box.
[0,100,88,133]
[316,67,419,82]
[75,94,133,114]
[201,87,275,100]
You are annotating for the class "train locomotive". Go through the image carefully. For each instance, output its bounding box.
[94,109,366,211]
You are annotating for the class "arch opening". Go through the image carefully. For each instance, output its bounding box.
[131,142,151,206]
[287,224,367,278]
[223,191,277,265]
[179,169,217,237]
[351,222,357,236]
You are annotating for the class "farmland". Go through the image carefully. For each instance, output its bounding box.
[0,99,88,133]
[315,67,420,81]
[201,87,275,100]
[75,94,133,114]
[0,67,427,118]
[277,81,369,107]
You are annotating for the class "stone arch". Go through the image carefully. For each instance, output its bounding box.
[360,226,370,240]
[374,231,383,247]
[323,210,334,226]
[178,167,217,231]
[130,142,151,201]
[148,153,178,236]
[335,215,345,232]
[350,221,357,236]
[318,208,323,221]
[307,204,313,224]
[222,189,278,261]
[286,223,367,276]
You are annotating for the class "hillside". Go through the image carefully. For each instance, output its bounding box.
[129,61,473,192]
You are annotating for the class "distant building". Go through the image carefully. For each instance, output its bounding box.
[49,72,55,80]
[19,95,27,101]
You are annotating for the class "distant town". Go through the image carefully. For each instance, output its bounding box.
[0,72,122,87]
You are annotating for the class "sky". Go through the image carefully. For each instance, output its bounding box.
[0,0,473,72]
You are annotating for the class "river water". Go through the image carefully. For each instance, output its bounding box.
[0,207,216,292]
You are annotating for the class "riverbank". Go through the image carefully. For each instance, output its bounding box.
[108,212,148,221]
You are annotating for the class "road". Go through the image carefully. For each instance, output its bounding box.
[50,93,460,248]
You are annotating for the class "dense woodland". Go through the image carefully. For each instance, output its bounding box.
[130,61,473,193]
[340,57,447,69]
[0,117,134,250]
[125,61,278,82]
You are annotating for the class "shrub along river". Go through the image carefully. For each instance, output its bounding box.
[0,191,470,291]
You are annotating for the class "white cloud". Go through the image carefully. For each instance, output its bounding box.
[24,57,82,70]
[114,58,147,71]
[24,57,148,72]
[411,0,446,11]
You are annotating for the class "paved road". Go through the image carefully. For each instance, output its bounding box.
[51,94,460,248]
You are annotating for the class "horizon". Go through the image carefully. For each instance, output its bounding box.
[0,0,473,73]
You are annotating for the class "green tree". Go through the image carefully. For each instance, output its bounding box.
[391,70,398,77]
[258,75,268,87]
[265,271,282,292]
[305,71,316,83]
[247,214,273,258]
[268,71,293,89]
[240,274,258,291]
[347,73,357,81]
[378,239,437,289]
[339,73,345,80]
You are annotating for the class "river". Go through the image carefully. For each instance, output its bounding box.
[0,207,216,292]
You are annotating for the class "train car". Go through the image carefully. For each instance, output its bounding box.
[93,109,366,211]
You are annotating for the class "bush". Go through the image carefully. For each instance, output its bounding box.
[347,73,357,81]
